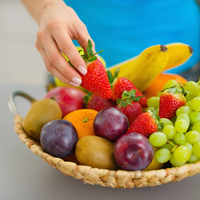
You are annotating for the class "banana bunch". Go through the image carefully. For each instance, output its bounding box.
[108,43,193,92]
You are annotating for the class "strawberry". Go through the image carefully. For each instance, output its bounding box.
[107,68,147,107]
[84,92,115,112]
[126,111,162,137]
[116,90,143,125]
[70,40,112,99]
[159,85,187,120]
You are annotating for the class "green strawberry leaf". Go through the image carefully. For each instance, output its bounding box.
[86,40,93,58]
[83,92,93,107]
[157,121,164,130]
[82,39,103,62]
[117,89,143,108]
[107,70,115,84]
[116,98,120,105]
[126,99,132,105]
[85,56,97,62]
[114,68,120,78]
[122,90,129,99]
[179,84,189,96]
[121,101,127,108]
[68,60,74,68]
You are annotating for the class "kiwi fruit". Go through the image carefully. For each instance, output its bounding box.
[24,98,62,141]
[75,135,119,170]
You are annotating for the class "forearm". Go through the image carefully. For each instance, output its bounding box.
[21,0,65,24]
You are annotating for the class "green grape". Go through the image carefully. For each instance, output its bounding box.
[176,106,193,117]
[176,113,190,125]
[160,118,173,126]
[174,133,186,145]
[170,153,185,167]
[163,80,178,90]
[174,146,191,163]
[185,81,200,96]
[155,148,171,163]
[162,125,176,139]
[175,119,188,133]
[189,125,193,131]
[185,101,192,108]
[185,130,200,144]
[197,90,200,97]
[191,97,200,111]
[149,132,167,147]
[190,111,200,124]
[171,117,177,125]
[162,143,174,151]
[147,97,160,110]
[192,121,200,133]
[193,141,200,157]
[186,94,196,102]
[188,153,198,163]
[182,142,193,153]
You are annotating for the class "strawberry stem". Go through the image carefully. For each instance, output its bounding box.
[81,39,103,62]
[117,90,143,108]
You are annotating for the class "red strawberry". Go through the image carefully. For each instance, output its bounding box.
[116,90,143,125]
[159,86,187,120]
[127,111,161,137]
[107,69,147,107]
[84,93,115,112]
[72,40,112,99]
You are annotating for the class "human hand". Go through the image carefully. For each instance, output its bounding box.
[35,1,94,86]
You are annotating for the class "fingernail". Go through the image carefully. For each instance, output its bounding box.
[70,81,80,87]
[72,77,82,85]
[78,66,87,75]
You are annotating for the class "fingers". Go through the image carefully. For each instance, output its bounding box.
[75,24,101,60]
[35,37,82,87]
[47,19,88,75]
[76,24,95,53]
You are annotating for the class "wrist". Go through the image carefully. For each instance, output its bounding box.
[35,0,66,24]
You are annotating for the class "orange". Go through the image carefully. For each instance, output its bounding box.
[144,73,187,99]
[63,109,98,139]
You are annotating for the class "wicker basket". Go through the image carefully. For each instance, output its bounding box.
[8,91,200,188]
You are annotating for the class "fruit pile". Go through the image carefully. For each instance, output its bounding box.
[23,40,199,172]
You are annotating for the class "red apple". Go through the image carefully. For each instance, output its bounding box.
[44,86,86,117]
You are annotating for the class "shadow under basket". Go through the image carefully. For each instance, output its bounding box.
[8,91,200,188]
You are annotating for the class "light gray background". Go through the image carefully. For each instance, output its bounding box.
[1,1,200,200]
[0,0,46,86]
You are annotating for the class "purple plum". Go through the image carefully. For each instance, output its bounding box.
[93,107,129,142]
[40,119,78,158]
[114,132,154,171]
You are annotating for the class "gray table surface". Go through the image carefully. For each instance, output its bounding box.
[1,82,200,200]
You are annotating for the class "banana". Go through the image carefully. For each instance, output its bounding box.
[108,43,192,75]
[132,45,169,92]
[108,45,169,92]
[108,55,137,75]
[164,43,193,71]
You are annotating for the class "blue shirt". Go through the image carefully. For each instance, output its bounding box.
[64,0,200,74]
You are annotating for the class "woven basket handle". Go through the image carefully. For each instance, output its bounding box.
[8,91,37,118]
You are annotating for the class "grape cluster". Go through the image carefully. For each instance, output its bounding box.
[147,80,200,167]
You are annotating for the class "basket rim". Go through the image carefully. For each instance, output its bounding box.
[13,114,200,188]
